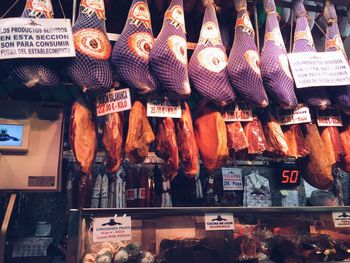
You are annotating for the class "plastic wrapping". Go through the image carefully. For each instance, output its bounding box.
[243,117,267,155]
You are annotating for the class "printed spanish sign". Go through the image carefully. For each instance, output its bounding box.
[205,213,234,231]
[317,108,343,127]
[288,51,350,89]
[222,100,253,122]
[96,88,132,117]
[332,212,350,228]
[147,98,181,118]
[277,104,311,126]
[222,167,243,191]
[0,18,75,59]
[93,217,132,242]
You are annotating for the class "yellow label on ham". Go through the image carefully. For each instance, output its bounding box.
[197,47,227,73]
[26,0,53,18]
[81,0,106,20]
[165,5,186,33]
[244,50,261,75]
[235,13,254,35]
[129,1,151,29]
[265,28,285,49]
[294,26,314,47]
[326,35,345,54]
[167,35,187,65]
[199,22,221,46]
[128,32,154,60]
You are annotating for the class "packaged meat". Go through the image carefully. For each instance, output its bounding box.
[260,0,297,109]
[301,123,333,190]
[126,165,138,207]
[175,102,199,178]
[125,101,155,163]
[340,121,350,173]
[112,0,158,94]
[102,112,125,173]
[78,172,93,208]
[292,0,331,109]
[319,126,343,165]
[188,0,235,106]
[155,117,179,180]
[194,106,228,171]
[149,0,191,98]
[282,124,309,158]
[70,97,97,175]
[227,0,269,108]
[65,0,112,92]
[226,121,248,156]
[243,117,267,155]
[4,0,60,89]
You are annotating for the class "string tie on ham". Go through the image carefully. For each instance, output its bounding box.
[202,0,220,12]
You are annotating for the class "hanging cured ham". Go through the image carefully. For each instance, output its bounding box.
[112,0,158,94]
[292,0,330,109]
[226,121,248,156]
[125,100,155,163]
[65,0,112,92]
[320,126,343,165]
[4,0,60,89]
[188,0,235,106]
[340,121,350,173]
[324,1,350,114]
[282,125,309,158]
[149,0,191,98]
[194,106,229,171]
[175,102,199,178]
[227,0,269,108]
[243,117,267,155]
[155,118,179,180]
[260,0,297,109]
[102,112,125,173]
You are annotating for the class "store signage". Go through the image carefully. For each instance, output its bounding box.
[0,18,75,59]
[288,51,350,89]
[147,98,181,118]
[332,212,350,228]
[277,163,301,188]
[277,104,311,126]
[222,100,253,122]
[316,108,343,127]
[222,167,243,191]
[96,88,132,117]
[204,213,234,231]
[93,217,132,242]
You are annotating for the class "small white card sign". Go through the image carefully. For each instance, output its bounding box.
[288,51,350,89]
[317,108,343,127]
[147,98,181,118]
[93,217,132,242]
[222,168,243,191]
[204,213,234,231]
[332,212,350,228]
[96,88,132,117]
[0,18,75,59]
[223,100,253,122]
[277,104,312,126]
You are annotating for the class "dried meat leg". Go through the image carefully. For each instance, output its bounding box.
[282,124,309,158]
[226,122,248,156]
[243,117,267,155]
[340,121,350,173]
[320,126,343,165]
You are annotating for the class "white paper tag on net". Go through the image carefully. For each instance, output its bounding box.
[93,217,131,242]
[222,100,253,122]
[96,88,132,117]
[316,108,343,127]
[205,213,234,231]
[277,104,312,126]
[146,98,181,118]
[332,212,350,228]
[222,167,243,191]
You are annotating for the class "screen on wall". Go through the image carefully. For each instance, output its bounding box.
[0,124,23,147]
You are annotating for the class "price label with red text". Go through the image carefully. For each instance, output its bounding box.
[96,88,131,117]
[317,108,343,127]
[223,100,253,122]
[146,98,181,118]
[277,104,311,126]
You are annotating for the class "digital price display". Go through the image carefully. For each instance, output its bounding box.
[277,163,301,188]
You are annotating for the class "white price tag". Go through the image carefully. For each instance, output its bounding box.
[277,104,311,126]
[317,108,343,127]
[146,98,181,118]
[288,51,350,89]
[93,217,132,242]
[223,100,253,122]
[204,213,234,231]
[332,212,350,228]
[222,168,243,191]
[96,88,131,117]
[0,18,75,59]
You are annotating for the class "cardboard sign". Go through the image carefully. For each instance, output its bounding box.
[0,18,75,59]
[332,212,350,228]
[93,217,132,242]
[223,100,253,122]
[222,167,243,191]
[205,213,234,231]
[147,98,181,118]
[277,104,311,126]
[96,88,131,117]
[317,108,343,127]
[288,51,350,89]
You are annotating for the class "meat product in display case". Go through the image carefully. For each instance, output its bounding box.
[243,117,267,155]
[112,0,158,94]
[320,126,343,165]
[226,121,248,156]
[340,120,350,173]
[282,124,309,158]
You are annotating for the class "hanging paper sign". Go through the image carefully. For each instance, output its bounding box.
[0,18,75,59]
[288,51,350,88]
[147,98,181,118]
[223,100,253,122]
[93,217,132,242]
[222,168,243,191]
[204,213,234,231]
[96,88,132,117]
[332,212,350,228]
[316,108,343,127]
[277,104,311,126]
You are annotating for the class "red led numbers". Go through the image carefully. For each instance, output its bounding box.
[281,170,299,184]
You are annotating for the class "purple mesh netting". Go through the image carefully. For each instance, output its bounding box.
[260,0,297,109]
[188,4,235,106]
